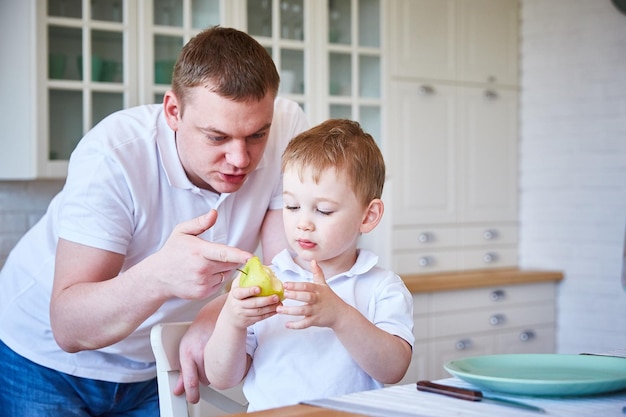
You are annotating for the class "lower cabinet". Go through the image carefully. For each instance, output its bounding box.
[398,281,557,383]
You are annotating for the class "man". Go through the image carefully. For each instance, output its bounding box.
[0,26,308,416]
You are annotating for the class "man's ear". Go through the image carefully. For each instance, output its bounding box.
[163,91,181,131]
[360,198,384,234]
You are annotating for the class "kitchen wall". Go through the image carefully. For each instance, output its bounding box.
[519,0,626,353]
[0,180,64,266]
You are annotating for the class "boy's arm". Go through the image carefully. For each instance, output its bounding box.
[331,306,413,384]
[203,280,282,389]
[279,261,413,384]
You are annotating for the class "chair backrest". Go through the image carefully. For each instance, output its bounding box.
[150,321,248,417]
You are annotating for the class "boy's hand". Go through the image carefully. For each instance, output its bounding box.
[278,260,349,330]
[221,275,282,329]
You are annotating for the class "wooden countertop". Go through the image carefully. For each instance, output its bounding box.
[401,267,563,293]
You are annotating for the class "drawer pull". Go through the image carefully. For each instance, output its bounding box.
[519,330,536,342]
[418,232,432,243]
[483,252,498,263]
[489,289,506,301]
[484,89,499,100]
[418,256,432,267]
[418,85,435,95]
[483,229,498,240]
[455,339,472,351]
[489,314,506,326]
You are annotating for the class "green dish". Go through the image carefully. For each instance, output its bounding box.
[444,354,626,396]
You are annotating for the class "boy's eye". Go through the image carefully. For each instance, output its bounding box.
[316,209,332,216]
[285,205,299,211]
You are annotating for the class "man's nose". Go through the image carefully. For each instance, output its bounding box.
[225,139,250,168]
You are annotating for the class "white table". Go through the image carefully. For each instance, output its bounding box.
[303,378,626,417]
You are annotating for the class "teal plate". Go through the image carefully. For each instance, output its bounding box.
[444,354,626,396]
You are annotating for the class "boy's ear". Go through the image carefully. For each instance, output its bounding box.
[360,199,384,234]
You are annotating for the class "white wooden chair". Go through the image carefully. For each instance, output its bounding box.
[150,322,248,417]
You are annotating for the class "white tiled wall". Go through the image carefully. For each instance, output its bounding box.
[0,180,64,266]
[519,0,626,353]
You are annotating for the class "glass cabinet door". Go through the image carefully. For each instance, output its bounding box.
[247,0,306,110]
[146,0,222,103]
[328,0,381,146]
[46,0,130,168]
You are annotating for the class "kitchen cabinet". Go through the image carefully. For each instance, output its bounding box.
[385,0,520,274]
[388,0,519,86]
[398,281,557,383]
[241,0,383,140]
[0,0,223,179]
[0,0,382,180]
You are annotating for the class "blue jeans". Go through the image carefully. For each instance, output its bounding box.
[0,339,159,417]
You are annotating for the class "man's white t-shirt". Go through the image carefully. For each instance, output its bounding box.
[243,249,415,412]
[0,98,308,383]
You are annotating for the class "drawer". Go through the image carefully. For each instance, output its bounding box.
[413,316,429,341]
[458,224,518,246]
[430,303,556,338]
[497,324,556,353]
[394,249,458,274]
[393,226,457,250]
[431,282,557,312]
[429,334,495,379]
[412,293,429,315]
[459,246,517,270]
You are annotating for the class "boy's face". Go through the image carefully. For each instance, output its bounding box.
[282,166,369,272]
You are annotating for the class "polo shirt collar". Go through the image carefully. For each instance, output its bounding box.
[272,249,379,282]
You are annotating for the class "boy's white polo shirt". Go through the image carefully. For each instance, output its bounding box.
[243,249,415,412]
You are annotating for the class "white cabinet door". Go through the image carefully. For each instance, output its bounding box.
[457,0,519,85]
[457,86,518,223]
[388,0,456,81]
[389,81,457,225]
[388,0,519,85]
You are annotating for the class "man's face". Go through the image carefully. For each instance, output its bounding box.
[164,86,275,194]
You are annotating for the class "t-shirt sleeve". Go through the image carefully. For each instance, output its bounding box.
[372,274,416,348]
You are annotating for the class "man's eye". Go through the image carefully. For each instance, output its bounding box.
[248,132,267,142]
[208,135,227,142]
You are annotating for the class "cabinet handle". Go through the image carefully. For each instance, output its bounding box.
[489,289,506,301]
[418,256,432,267]
[484,89,498,100]
[418,85,435,95]
[489,314,506,326]
[519,330,536,342]
[483,252,498,263]
[483,229,498,240]
[455,339,472,351]
[418,232,431,243]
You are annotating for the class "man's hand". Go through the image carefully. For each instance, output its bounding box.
[174,295,226,403]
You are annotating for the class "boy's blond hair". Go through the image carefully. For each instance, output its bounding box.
[281,119,385,206]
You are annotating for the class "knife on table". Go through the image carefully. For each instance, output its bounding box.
[416,380,545,414]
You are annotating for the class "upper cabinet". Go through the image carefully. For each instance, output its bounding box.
[386,0,520,275]
[0,0,382,179]
[388,0,519,86]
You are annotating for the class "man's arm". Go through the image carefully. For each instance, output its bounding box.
[50,210,252,352]
[260,208,288,263]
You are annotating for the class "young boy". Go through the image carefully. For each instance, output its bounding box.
[203,119,415,412]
